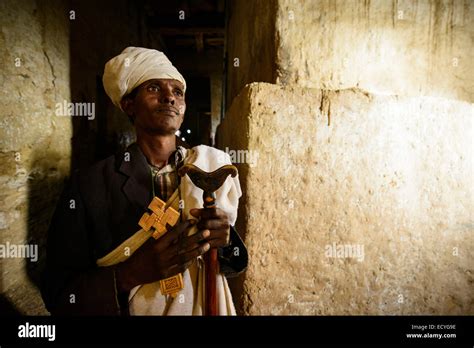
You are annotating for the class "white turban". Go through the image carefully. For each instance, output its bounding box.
[102,47,187,111]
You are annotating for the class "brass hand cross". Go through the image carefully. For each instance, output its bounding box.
[138,196,183,297]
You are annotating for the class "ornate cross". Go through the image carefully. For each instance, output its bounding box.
[139,197,180,239]
[138,196,183,297]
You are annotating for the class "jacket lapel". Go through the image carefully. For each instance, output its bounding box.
[118,143,152,211]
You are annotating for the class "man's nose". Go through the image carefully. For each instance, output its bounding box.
[159,89,175,105]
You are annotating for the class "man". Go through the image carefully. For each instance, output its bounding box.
[41,47,247,315]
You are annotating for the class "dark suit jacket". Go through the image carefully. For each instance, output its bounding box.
[41,142,248,315]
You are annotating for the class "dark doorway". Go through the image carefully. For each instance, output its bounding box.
[179,76,212,146]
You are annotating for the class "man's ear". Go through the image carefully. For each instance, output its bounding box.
[120,97,135,121]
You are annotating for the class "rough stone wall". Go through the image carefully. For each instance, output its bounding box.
[226,0,474,103]
[0,0,71,314]
[276,0,474,103]
[219,0,473,315]
[219,83,473,315]
[225,0,278,105]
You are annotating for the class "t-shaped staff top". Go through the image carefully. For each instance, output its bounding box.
[178,164,238,208]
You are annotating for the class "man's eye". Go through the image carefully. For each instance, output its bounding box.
[175,90,183,96]
[147,85,160,92]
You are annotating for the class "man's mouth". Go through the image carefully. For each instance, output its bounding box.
[156,107,179,116]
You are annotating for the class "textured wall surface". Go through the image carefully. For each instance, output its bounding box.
[0,0,71,314]
[226,0,474,104]
[276,0,474,102]
[225,0,278,105]
[219,83,473,315]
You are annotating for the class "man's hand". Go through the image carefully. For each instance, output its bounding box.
[115,220,211,293]
[189,207,230,249]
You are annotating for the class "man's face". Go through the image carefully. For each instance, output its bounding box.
[122,78,186,135]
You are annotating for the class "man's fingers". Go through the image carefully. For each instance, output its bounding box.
[160,230,210,265]
[197,218,229,231]
[175,229,229,254]
[160,220,194,247]
[170,242,210,266]
[205,232,230,248]
[176,229,211,253]
[189,208,201,218]
[190,207,226,220]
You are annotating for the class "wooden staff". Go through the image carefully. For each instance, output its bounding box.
[178,164,238,316]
